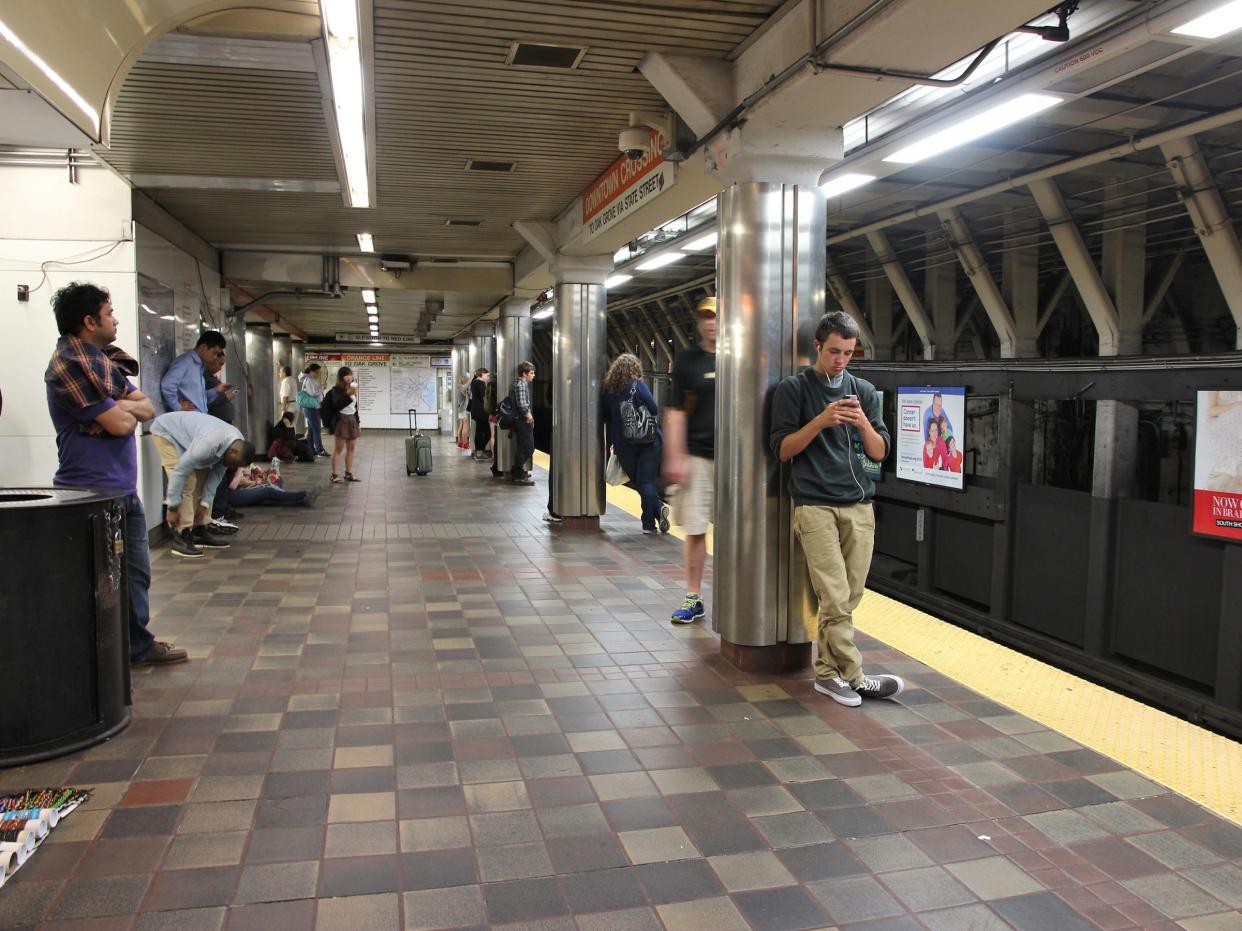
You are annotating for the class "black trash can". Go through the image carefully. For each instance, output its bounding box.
[0,487,132,766]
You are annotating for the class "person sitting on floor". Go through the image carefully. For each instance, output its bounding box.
[228,464,321,507]
[267,411,297,462]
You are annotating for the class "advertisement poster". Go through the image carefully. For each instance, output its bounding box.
[1192,389,1242,542]
[896,386,967,490]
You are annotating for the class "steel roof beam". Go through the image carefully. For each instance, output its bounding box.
[1162,136,1242,350]
[825,254,876,354]
[865,229,936,359]
[1028,178,1121,356]
[938,207,1018,357]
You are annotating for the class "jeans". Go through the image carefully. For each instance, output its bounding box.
[229,485,310,507]
[122,494,156,662]
[303,407,325,454]
[511,419,534,477]
[618,440,663,529]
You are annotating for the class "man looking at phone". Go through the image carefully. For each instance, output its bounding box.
[769,311,903,707]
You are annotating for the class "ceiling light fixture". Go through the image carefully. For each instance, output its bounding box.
[357,232,374,252]
[0,18,100,133]
[819,173,876,198]
[321,0,371,207]
[361,288,376,302]
[635,251,685,272]
[368,314,379,323]
[605,274,633,288]
[682,232,718,251]
[884,93,1061,164]
[1173,0,1242,37]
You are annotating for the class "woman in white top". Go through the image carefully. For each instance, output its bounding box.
[279,366,298,413]
[330,366,362,483]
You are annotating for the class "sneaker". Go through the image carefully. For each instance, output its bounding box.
[657,502,671,534]
[208,521,239,536]
[510,475,535,486]
[854,674,906,701]
[192,527,232,549]
[542,510,562,523]
[670,594,704,625]
[211,517,239,531]
[304,485,322,507]
[169,529,204,559]
[814,676,862,707]
[316,450,330,458]
[344,472,362,483]
[132,641,189,666]
[642,526,658,534]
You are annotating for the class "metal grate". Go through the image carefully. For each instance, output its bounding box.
[506,41,586,70]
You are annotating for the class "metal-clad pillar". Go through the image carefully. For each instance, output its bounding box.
[1162,136,1242,350]
[472,322,495,377]
[273,334,293,414]
[552,271,608,523]
[495,297,533,476]
[714,181,822,663]
[226,312,249,440]
[939,207,1018,357]
[866,229,936,359]
[245,323,274,452]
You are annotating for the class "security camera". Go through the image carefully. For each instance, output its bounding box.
[619,127,652,161]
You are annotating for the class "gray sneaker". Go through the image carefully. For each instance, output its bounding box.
[813,676,861,707]
[855,674,905,701]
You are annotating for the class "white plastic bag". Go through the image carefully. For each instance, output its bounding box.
[605,451,629,486]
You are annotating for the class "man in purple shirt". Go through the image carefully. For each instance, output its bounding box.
[45,282,188,666]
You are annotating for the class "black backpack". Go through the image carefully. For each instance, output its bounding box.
[321,387,346,431]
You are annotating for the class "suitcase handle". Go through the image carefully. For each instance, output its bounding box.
[408,408,416,435]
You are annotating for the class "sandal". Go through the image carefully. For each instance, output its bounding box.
[330,473,343,484]
[345,472,362,483]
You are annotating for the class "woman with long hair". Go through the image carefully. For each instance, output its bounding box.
[329,366,362,483]
[468,367,492,460]
[456,374,471,450]
[298,363,328,457]
[601,353,669,534]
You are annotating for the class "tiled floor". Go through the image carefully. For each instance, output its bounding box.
[3,433,1242,930]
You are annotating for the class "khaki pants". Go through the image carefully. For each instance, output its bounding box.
[794,502,875,685]
[153,435,209,532]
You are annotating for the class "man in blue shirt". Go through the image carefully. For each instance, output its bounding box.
[160,331,234,414]
[150,410,255,558]
[45,282,187,666]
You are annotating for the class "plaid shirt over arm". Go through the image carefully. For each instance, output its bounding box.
[45,336,140,436]
[513,378,531,414]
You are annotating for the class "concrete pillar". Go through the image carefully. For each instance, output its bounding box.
[1003,210,1041,357]
[865,275,894,361]
[226,313,249,441]
[925,237,958,359]
[550,255,611,525]
[714,180,822,673]
[495,297,533,476]
[244,323,274,453]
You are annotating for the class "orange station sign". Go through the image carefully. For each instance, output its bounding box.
[581,129,674,243]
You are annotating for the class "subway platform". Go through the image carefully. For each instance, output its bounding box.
[1,433,1241,930]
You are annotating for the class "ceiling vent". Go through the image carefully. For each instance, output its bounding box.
[464,159,517,173]
[506,42,586,70]
[444,218,483,227]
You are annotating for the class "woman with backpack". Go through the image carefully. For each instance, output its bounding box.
[297,363,329,457]
[326,366,362,483]
[602,353,670,534]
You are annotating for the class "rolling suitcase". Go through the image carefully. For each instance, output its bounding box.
[405,408,433,476]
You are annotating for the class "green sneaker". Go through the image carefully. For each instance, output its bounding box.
[671,594,704,625]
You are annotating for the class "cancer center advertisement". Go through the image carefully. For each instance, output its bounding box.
[896,386,967,490]
[1192,389,1242,542]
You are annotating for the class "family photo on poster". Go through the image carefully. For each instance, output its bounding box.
[896,386,967,490]
[1192,389,1242,542]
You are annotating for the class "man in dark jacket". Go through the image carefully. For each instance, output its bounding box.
[769,311,901,708]
[468,369,492,460]
[508,362,536,485]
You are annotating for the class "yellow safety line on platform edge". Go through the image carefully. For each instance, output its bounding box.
[531,451,1240,824]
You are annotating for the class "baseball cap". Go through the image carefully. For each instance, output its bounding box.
[695,296,717,316]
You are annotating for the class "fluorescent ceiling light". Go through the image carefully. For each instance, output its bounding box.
[1172,0,1242,37]
[356,233,374,252]
[635,251,685,272]
[884,93,1061,165]
[820,173,876,198]
[322,0,370,208]
[682,232,717,251]
[368,314,379,323]
[361,288,376,302]
[605,274,633,288]
[532,307,554,320]
[0,18,100,133]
